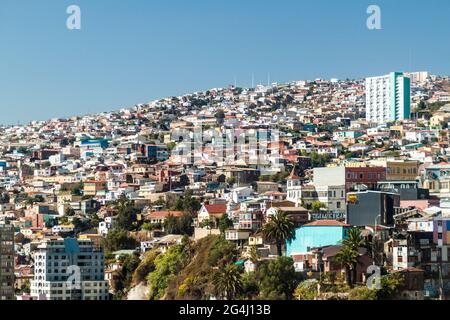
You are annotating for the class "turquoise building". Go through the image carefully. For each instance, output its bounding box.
[286,220,350,256]
[366,71,411,124]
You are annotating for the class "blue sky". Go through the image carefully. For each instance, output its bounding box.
[1,0,449,125]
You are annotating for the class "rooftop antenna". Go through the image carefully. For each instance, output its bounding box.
[234,76,237,88]
[267,72,271,86]
[409,48,413,72]
[252,73,255,89]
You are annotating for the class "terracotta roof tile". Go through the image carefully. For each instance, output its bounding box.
[304,220,350,227]
[204,204,227,214]
[147,211,184,219]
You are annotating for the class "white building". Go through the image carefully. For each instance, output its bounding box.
[49,153,66,166]
[365,72,411,124]
[407,217,434,232]
[286,169,302,204]
[287,168,346,214]
[30,238,109,300]
[225,186,253,204]
[392,245,414,270]
[98,217,115,236]
[406,71,429,84]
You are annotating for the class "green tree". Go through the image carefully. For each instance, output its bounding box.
[417,100,427,111]
[215,110,226,125]
[147,245,188,300]
[226,177,236,186]
[59,216,69,225]
[102,229,138,253]
[218,215,234,234]
[132,250,159,284]
[18,279,31,294]
[262,211,296,256]
[208,237,239,268]
[342,228,366,284]
[171,190,201,216]
[348,286,377,300]
[311,201,325,213]
[142,222,162,231]
[115,195,138,231]
[163,215,179,234]
[112,253,141,298]
[65,207,76,217]
[0,193,10,204]
[178,213,194,235]
[240,272,260,300]
[167,142,177,153]
[162,213,194,235]
[212,264,243,300]
[72,217,91,232]
[294,280,319,300]
[310,152,331,168]
[376,273,405,300]
[26,195,45,205]
[248,246,260,264]
[71,182,83,196]
[256,257,299,300]
[335,245,359,287]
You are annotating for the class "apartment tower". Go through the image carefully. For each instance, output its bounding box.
[365,72,411,124]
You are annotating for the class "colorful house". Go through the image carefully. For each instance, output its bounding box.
[434,217,450,247]
[286,220,350,256]
[197,204,227,224]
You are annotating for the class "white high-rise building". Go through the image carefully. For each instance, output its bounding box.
[365,72,411,124]
[406,71,429,84]
[30,238,110,300]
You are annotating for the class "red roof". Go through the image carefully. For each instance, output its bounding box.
[392,267,424,273]
[304,220,350,227]
[147,211,184,219]
[204,204,227,214]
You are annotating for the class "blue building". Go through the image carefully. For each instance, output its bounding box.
[286,220,350,256]
[144,144,169,162]
[81,138,109,149]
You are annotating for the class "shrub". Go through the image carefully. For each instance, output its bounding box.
[348,286,377,300]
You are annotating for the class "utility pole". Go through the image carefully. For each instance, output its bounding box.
[373,214,381,265]
[439,247,445,300]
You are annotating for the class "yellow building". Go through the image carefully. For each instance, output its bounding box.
[83,181,107,196]
[78,234,103,248]
[430,112,450,127]
[386,161,419,181]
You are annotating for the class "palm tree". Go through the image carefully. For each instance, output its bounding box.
[342,228,366,283]
[248,245,260,264]
[212,265,243,300]
[115,194,132,213]
[335,245,359,288]
[342,228,365,250]
[262,210,296,257]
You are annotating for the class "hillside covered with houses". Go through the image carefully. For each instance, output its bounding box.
[1,72,450,300]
